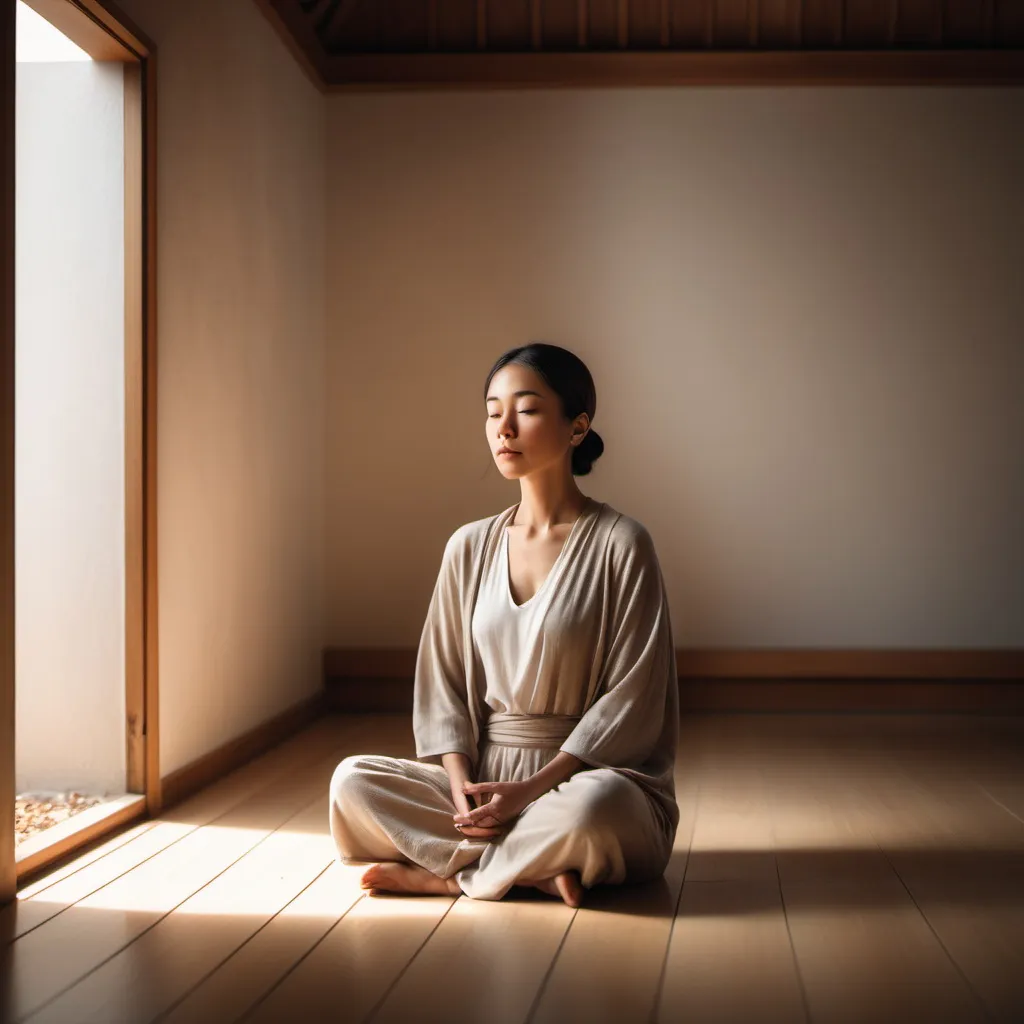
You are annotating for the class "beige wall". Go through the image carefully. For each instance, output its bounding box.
[117,0,326,776]
[15,59,125,794]
[325,87,1024,650]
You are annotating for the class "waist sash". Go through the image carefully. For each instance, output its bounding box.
[484,712,582,748]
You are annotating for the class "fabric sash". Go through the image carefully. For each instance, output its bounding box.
[484,712,582,748]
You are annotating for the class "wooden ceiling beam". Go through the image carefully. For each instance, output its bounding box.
[323,48,1024,90]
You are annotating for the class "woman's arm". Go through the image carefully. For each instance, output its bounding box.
[413,532,478,768]
[523,751,584,800]
[441,751,473,787]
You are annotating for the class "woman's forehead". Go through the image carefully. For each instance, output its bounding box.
[487,363,549,398]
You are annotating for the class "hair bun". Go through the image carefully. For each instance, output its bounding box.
[572,428,604,477]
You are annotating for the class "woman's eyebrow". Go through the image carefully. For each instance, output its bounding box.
[486,390,544,402]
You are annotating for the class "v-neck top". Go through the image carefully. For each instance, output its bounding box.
[502,499,591,610]
[472,497,604,715]
[414,496,681,833]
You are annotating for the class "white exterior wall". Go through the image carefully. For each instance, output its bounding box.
[15,59,126,794]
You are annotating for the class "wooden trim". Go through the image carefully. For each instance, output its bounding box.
[325,646,1024,682]
[1,0,15,908]
[29,0,160,815]
[324,647,1024,715]
[14,794,146,885]
[674,648,1024,680]
[142,47,160,816]
[20,0,145,61]
[124,61,144,796]
[159,692,328,811]
[326,679,421,714]
[323,48,1024,89]
[324,675,1024,715]
[678,679,1024,713]
[65,0,151,57]
[250,0,328,93]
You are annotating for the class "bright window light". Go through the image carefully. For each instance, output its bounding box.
[16,1,92,62]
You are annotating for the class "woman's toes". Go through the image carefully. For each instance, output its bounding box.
[359,863,384,890]
[553,870,583,907]
[359,861,457,896]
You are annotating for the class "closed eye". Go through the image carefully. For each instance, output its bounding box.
[489,410,537,417]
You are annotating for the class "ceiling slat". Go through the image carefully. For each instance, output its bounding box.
[843,0,900,47]
[713,0,751,47]
[801,0,844,46]
[893,0,944,46]
[995,0,1024,45]
[758,0,802,48]
[587,0,619,48]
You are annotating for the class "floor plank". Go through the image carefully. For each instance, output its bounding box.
[855,744,1024,1022]
[783,877,987,1024]
[768,719,989,1024]
[3,716,349,943]
[7,734,354,1021]
[657,879,807,1023]
[240,892,458,1023]
[157,861,364,1024]
[684,718,777,883]
[371,895,575,1024]
[26,793,341,1023]
[527,778,698,1024]
[658,721,805,1024]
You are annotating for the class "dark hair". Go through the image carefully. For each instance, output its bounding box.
[483,342,605,477]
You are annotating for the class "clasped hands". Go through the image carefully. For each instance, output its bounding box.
[451,778,537,839]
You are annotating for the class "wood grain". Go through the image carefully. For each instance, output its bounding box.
[4,712,1022,1024]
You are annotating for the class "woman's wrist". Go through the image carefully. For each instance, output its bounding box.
[524,750,584,800]
[441,752,473,794]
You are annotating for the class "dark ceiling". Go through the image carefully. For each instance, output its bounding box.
[257,1,1024,88]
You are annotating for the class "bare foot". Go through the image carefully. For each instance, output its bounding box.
[359,862,461,897]
[525,870,584,907]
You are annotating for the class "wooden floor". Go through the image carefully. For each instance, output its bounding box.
[2,711,1023,1024]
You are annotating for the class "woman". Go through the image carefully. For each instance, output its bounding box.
[329,343,679,906]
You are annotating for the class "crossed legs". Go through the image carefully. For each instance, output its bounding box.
[329,754,669,905]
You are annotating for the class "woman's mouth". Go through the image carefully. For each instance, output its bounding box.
[498,451,521,458]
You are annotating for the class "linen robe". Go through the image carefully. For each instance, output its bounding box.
[329,496,680,901]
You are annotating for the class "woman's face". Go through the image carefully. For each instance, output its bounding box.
[485,363,585,479]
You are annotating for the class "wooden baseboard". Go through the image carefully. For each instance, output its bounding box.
[326,677,418,713]
[324,647,1024,714]
[160,690,327,810]
[678,679,1024,713]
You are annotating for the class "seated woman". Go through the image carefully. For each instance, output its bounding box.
[329,342,680,906]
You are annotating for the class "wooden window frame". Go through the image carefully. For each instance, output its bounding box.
[1,0,158,901]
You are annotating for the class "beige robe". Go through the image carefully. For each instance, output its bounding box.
[329,496,680,900]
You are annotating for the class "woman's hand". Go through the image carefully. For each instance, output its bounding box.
[453,779,538,830]
[441,752,507,839]
[448,776,506,839]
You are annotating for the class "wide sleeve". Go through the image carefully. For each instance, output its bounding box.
[559,522,678,774]
[412,529,477,767]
